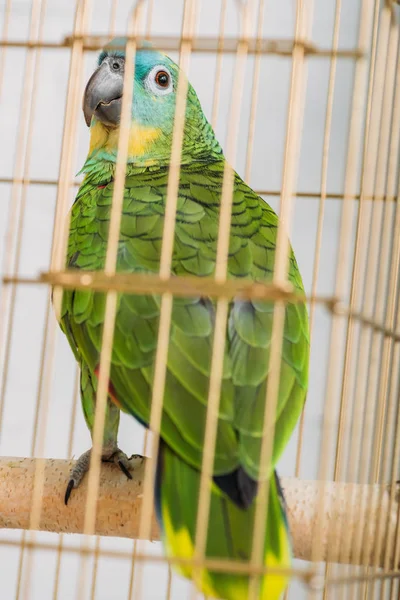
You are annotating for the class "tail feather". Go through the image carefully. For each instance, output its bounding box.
[213,467,258,510]
[155,442,291,600]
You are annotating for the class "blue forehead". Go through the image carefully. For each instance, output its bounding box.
[98,38,176,81]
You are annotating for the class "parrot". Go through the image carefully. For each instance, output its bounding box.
[58,37,309,600]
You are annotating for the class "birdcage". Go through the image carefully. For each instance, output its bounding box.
[1,0,400,598]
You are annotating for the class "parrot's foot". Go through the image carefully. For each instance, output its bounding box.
[65,444,136,505]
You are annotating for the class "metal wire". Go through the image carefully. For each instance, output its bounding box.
[333,6,390,596]
[354,13,400,600]
[0,536,314,579]
[3,175,400,203]
[41,1,95,598]
[0,34,365,57]
[0,1,54,598]
[191,1,251,591]
[309,0,375,597]
[131,3,198,598]
[294,0,342,482]
[52,366,80,600]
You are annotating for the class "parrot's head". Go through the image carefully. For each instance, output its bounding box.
[82,38,222,166]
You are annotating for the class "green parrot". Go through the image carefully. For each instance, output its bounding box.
[59,38,309,600]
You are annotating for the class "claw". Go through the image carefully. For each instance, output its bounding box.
[64,446,135,505]
[65,479,75,505]
[118,460,133,479]
[111,449,133,480]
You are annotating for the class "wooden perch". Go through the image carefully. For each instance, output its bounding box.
[0,456,399,568]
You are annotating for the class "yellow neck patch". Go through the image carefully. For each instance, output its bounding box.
[89,120,161,158]
[88,121,109,154]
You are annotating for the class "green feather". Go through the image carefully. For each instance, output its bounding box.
[62,159,309,480]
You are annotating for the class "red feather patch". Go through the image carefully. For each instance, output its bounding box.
[93,365,123,409]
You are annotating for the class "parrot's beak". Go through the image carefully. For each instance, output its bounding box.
[83,56,124,127]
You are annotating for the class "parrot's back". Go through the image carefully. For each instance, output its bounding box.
[61,158,309,599]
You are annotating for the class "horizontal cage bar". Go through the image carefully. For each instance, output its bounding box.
[0,35,365,58]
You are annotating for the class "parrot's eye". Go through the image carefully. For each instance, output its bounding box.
[155,70,169,87]
[109,56,124,72]
[145,65,173,96]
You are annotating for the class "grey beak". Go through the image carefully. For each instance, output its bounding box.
[83,56,124,127]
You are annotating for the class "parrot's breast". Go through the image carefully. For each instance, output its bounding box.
[61,163,309,492]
